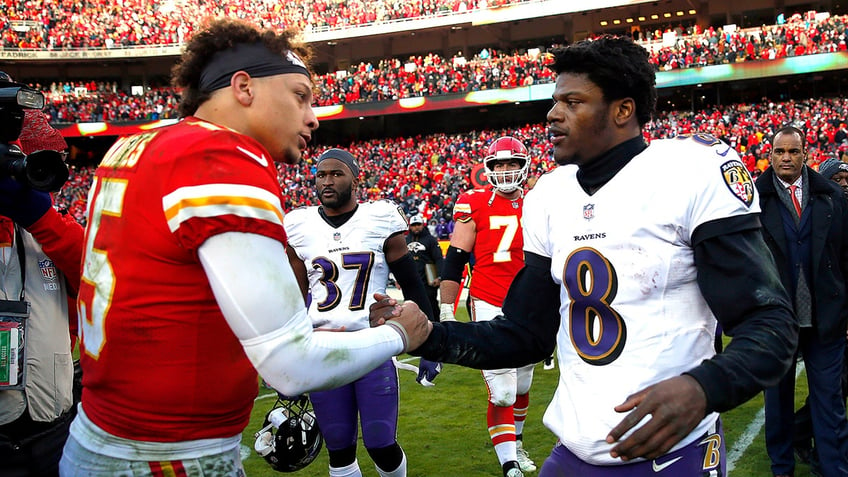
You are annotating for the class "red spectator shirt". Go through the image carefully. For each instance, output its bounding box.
[453,187,524,307]
[77,118,287,441]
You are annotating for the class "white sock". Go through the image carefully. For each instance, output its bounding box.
[493,440,517,466]
[329,459,362,477]
[376,451,407,477]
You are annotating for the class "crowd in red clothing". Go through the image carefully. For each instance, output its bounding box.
[39,81,180,123]
[52,96,848,227]
[643,13,847,70]
[650,97,848,176]
[19,12,846,122]
[31,44,556,122]
[0,0,514,50]
[312,47,557,106]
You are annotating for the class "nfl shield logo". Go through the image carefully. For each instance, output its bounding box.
[583,204,595,220]
[333,232,341,241]
[39,259,58,281]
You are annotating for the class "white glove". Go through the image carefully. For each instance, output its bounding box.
[439,303,456,322]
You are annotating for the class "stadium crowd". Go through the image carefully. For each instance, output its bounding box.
[0,0,515,50]
[311,47,558,106]
[42,82,180,123]
[34,44,557,122]
[52,96,848,228]
[642,12,847,70]
[21,12,847,122]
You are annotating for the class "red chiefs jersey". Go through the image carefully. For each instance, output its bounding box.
[77,118,287,442]
[452,187,524,306]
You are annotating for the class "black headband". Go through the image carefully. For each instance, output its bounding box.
[317,148,360,177]
[199,42,310,93]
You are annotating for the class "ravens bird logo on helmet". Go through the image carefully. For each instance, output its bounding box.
[254,394,323,472]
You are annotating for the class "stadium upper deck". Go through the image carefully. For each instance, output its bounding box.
[1,0,846,148]
[3,0,842,71]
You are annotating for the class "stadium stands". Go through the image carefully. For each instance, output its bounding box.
[4,2,845,229]
[16,13,846,119]
[0,0,518,50]
[51,96,848,227]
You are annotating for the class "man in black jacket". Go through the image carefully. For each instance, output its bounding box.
[405,215,444,320]
[405,214,445,387]
[758,126,848,477]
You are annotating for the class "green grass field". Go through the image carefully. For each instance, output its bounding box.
[239,310,818,477]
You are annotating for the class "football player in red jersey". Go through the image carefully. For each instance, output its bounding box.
[60,18,430,476]
[438,136,537,477]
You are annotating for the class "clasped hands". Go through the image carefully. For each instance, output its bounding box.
[369,292,432,353]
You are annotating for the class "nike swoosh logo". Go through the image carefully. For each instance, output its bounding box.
[237,146,268,167]
[651,456,682,473]
[716,145,732,156]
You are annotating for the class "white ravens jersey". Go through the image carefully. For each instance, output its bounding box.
[523,135,758,465]
[284,200,408,332]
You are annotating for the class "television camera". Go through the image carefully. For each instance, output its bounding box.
[0,80,68,192]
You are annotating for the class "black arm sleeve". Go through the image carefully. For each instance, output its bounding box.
[389,253,436,321]
[442,246,470,282]
[685,225,799,413]
[410,251,560,368]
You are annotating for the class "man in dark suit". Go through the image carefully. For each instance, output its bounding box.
[757,125,848,477]
[791,157,848,475]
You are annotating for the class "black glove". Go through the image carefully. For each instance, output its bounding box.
[416,358,442,386]
[0,177,52,227]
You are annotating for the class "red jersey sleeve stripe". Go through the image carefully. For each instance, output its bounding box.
[163,184,284,233]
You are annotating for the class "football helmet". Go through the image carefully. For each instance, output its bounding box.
[484,136,529,193]
[254,394,323,473]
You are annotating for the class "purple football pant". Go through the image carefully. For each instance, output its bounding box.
[310,359,399,450]
[539,418,725,477]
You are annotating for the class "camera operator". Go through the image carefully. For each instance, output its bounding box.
[0,71,84,477]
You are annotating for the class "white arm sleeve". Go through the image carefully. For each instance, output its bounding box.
[199,232,404,396]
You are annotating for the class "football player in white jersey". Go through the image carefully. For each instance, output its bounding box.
[373,36,798,476]
[285,148,436,477]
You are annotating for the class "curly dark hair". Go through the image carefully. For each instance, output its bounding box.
[549,35,656,127]
[171,18,313,117]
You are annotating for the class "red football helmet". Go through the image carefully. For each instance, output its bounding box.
[484,136,529,193]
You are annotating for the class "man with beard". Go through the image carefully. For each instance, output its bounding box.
[372,35,798,476]
[284,148,435,477]
[818,157,848,199]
